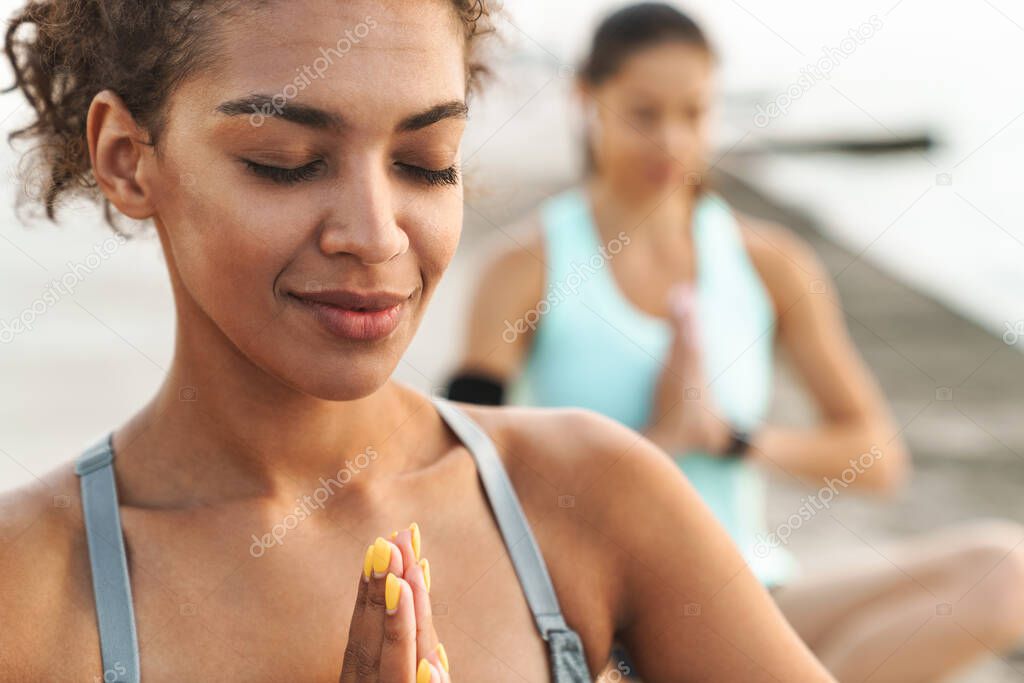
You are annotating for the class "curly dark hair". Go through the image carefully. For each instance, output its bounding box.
[2,0,496,233]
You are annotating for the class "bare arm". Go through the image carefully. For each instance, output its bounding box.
[742,218,910,493]
[532,409,835,679]
[454,213,546,384]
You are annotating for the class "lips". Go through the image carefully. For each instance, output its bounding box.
[293,289,411,311]
[289,288,415,341]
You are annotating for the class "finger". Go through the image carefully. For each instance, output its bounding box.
[668,283,700,350]
[356,537,405,680]
[377,576,417,682]
[667,282,693,322]
[430,642,452,683]
[663,286,695,383]
[373,536,406,580]
[388,524,439,659]
[667,284,707,393]
[410,556,438,658]
[339,543,376,683]
[415,658,442,683]
[389,523,420,576]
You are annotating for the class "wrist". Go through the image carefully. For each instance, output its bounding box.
[704,421,734,455]
[718,426,755,459]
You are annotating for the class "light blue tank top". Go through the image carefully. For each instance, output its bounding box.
[508,185,798,587]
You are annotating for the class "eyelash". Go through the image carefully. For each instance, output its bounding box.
[245,160,324,185]
[397,162,461,187]
[243,160,460,187]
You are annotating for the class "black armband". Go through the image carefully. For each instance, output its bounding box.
[445,372,506,405]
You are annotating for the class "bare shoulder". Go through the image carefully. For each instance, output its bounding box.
[451,403,711,637]
[0,462,94,675]
[736,214,831,310]
[451,403,832,680]
[455,402,666,500]
[0,462,82,585]
[460,403,720,548]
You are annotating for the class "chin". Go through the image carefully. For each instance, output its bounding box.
[279,353,402,401]
[236,318,413,402]
[306,374,394,402]
[248,294,429,400]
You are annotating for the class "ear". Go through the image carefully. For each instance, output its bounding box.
[572,79,593,110]
[86,89,157,220]
[571,81,601,127]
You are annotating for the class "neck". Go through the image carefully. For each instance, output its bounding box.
[113,292,429,509]
[586,173,698,244]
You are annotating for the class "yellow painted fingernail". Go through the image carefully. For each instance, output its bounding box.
[409,522,421,560]
[436,643,449,672]
[372,536,391,576]
[385,573,401,613]
[419,558,431,593]
[362,544,374,581]
[417,658,433,683]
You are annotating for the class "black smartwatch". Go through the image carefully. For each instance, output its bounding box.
[721,427,753,458]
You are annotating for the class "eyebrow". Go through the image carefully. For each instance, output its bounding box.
[214,94,468,132]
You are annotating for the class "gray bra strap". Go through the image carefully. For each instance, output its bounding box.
[432,398,590,681]
[72,410,588,682]
[75,435,140,683]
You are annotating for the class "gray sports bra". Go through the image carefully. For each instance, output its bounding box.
[75,397,590,682]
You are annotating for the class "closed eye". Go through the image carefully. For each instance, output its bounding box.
[244,159,325,185]
[396,162,460,187]
[241,159,459,187]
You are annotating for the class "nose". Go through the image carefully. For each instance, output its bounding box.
[318,161,409,265]
[655,119,697,162]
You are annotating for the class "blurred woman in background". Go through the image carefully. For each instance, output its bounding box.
[0,0,839,681]
[450,3,1024,680]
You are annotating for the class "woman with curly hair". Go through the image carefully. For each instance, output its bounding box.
[0,1,833,681]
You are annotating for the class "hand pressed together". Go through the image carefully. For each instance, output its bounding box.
[339,524,451,683]
[645,284,732,456]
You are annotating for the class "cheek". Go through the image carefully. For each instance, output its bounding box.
[603,124,662,167]
[158,174,307,331]
[403,190,462,287]
[696,118,713,156]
